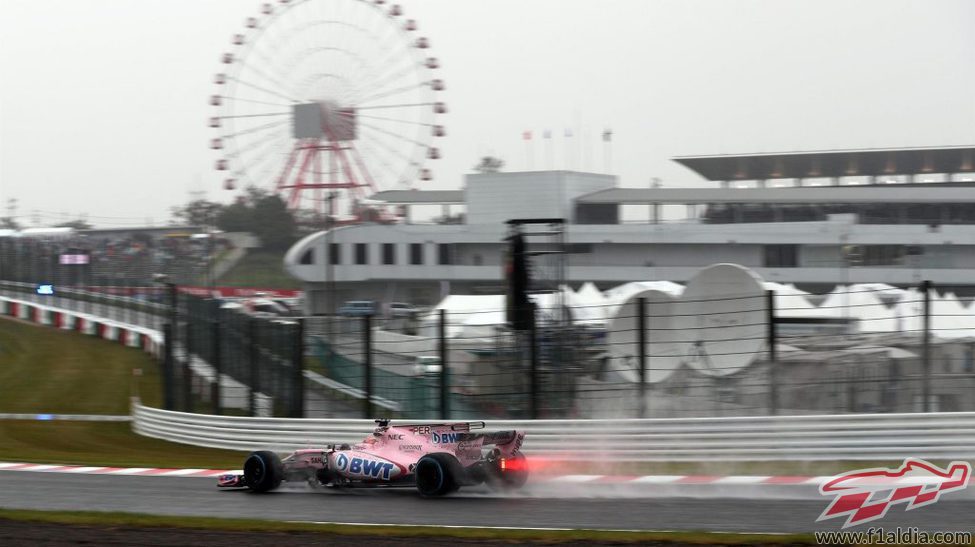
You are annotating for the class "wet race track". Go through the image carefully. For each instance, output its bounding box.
[1,470,974,534]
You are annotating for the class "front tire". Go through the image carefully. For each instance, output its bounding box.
[243,450,283,493]
[415,453,462,497]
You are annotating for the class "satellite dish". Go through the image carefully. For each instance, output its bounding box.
[605,289,682,383]
[677,263,766,377]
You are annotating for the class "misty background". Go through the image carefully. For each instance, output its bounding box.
[1,0,973,227]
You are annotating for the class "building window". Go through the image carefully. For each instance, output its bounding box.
[438,243,452,265]
[566,243,593,254]
[763,244,798,267]
[860,245,905,266]
[329,243,341,265]
[299,249,314,265]
[355,243,367,265]
[382,243,395,265]
[410,243,423,265]
[472,254,483,266]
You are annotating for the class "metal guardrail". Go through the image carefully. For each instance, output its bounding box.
[131,400,975,461]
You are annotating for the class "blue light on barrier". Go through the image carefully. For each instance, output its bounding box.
[36,284,54,296]
[35,414,54,421]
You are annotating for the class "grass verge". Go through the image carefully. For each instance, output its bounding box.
[216,250,301,289]
[0,421,245,469]
[0,508,817,544]
[0,317,246,468]
[0,318,161,413]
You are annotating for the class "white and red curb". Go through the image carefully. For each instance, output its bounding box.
[0,462,236,478]
[0,297,163,358]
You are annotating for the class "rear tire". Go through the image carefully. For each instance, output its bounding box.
[415,453,462,497]
[465,461,488,485]
[501,453,529,489]
[243,450,283,493]
[487,453,529,490]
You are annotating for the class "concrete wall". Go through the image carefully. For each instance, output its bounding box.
[465,171,615,225]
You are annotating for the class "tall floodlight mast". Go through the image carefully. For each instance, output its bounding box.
[209,0,445,221]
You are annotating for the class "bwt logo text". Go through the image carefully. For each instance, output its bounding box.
[432,431,463,444]
[335,454,396,480]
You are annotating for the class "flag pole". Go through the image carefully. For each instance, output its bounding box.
[563,128,573,170]
[583,127,591,172]
[544,130,553,169]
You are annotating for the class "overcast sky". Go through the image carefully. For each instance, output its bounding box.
[1,0,973,228]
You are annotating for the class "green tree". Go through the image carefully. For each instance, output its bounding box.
[0,217,18,230]
[54,219,93,230]
[473,156,504,173]
[171,199,224,227]
[252,193,296,250]
[1,198,19,230]
[215,198,252,233]
[213,187,297,250]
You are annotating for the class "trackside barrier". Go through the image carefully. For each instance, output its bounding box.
[1,293,328,416]
[131,400,975,461]
[13,288,975,462]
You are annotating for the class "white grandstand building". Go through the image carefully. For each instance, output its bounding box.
[285,146,975,315]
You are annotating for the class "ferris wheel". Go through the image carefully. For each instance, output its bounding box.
[209,0,445,218]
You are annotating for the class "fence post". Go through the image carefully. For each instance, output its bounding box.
[637,297,647,418]
[767,289,778,415]
[922,279,932,412]
[211,317,222,415]
[84,264,91,315]
[126,277,134,326]
[439,308,449,420]
[162,323,176,410]
[363,313,373,418]
[248,318,259,417]
[529,302,539,419]
[183,310,193,412]
[291,317,305,418]
[167,282,178,333]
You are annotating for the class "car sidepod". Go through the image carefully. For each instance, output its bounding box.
[329,450,405,482]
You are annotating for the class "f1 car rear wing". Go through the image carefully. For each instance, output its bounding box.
[387,420,486,432]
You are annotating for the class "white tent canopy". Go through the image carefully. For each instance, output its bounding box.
[421,294,506,338]
[817,285,898,332]
[763,281,820,318]
[418,268,975,339]
[603,281,684,319]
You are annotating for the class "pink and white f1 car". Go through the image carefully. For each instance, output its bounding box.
[217,420,528,497]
